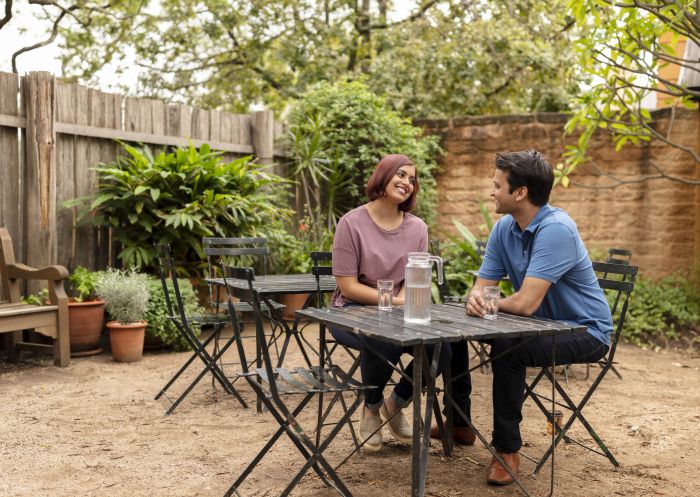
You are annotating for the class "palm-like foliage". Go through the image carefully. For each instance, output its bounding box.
[70,142,290,273]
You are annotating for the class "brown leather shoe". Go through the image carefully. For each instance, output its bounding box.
[429,424,476,446]
[486,452,520,485]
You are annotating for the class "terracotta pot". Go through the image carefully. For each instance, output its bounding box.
[277,293,311,320]
[68,299,105,355]
[107,321,147,363]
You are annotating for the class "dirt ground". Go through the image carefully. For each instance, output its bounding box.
[1,324,699,497]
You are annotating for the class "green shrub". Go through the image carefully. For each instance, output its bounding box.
[68,142,292,274]
[286,81,441,226]
[618,273,700,347]
[144,277,203,351]
[265,216,334,275]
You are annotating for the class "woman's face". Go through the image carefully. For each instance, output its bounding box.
[383,165,417,204]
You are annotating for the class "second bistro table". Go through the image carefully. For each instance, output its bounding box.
[296,303,586,497]
[207,273,337,367]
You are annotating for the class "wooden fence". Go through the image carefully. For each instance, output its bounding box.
[0,71,286,276]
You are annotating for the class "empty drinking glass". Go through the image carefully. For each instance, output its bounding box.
[377,280,394,311]
[483,286,500,320]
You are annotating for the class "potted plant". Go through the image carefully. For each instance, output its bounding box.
[67,266,105,356]
[95,269,150,363]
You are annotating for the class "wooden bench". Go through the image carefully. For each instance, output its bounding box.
[0,228,70,367]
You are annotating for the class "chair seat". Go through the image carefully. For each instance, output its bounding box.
[232,300,285,313]
[255,366,371,397]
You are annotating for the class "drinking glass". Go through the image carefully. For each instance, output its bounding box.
[483,286,500,320]
[377,280,394,311]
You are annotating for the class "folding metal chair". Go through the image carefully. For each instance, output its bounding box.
[202,237,285,380]
[220,265,374,497]
[583,249,632,380]
[153,244,248,415]
[309,251,364,448]
[524,261,638,474]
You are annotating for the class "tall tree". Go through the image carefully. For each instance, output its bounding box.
[561,0,700,187]
[4,0,580,118]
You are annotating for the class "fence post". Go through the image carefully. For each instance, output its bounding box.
[22,72,57,291]
[251,110,278,174]
[695,109,700,267]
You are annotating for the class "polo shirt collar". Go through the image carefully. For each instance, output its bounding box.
[509,204,553,235]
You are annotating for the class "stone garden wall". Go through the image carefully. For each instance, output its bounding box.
[418,108,700,278]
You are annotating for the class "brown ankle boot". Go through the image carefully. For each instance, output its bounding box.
[486,452,520,485]
[429,424,476,446]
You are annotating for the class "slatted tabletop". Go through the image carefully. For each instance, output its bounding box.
[297,303,586,346]
[207,274,336,295]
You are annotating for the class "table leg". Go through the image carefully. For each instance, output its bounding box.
[316,323,327,447]
[411,343,442,497]
[411,344,422,497]
[547,332,557,496]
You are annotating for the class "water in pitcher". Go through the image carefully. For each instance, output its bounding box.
[404,284,431,324]
[403,252,443,325]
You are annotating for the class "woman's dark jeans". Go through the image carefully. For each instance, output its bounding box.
[330,326,452,410]
[490,332,608,453]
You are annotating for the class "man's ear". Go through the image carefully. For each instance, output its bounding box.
[514,186,528,202]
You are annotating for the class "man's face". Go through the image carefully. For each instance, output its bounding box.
[491,169,518,214]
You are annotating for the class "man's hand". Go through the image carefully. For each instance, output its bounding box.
[466,290,485,317]
[465,277,499,318]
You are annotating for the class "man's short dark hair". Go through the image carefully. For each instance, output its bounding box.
[494,150,554,207]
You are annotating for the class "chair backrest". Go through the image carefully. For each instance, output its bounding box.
[606,248,632,266]
[310,251,332,307]
[592,261,638,365]
[153,244,189,324]
[202,237,269,312]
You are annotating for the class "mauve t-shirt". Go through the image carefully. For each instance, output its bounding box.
[331,205,428,307]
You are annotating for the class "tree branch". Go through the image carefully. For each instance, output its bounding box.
[0,0,12,31]
[570,158,700,188]
[12,8,66,73]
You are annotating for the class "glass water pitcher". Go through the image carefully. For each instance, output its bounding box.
[404,252,443,324]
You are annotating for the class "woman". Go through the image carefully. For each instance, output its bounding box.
[331,154,451,452]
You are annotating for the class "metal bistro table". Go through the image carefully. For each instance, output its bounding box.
[207,273,337,368]
[297,303,586,497]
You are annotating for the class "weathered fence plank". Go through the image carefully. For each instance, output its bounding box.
[55,82,78,270]
[22,72,57,291]
[0,73,21,258]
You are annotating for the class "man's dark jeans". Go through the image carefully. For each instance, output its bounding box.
[490,332,608,453]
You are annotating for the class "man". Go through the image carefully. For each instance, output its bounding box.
[466,150,612,485]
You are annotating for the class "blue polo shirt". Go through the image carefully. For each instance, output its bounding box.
[478,204,613,345]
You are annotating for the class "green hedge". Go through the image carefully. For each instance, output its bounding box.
[619,273,700,347]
